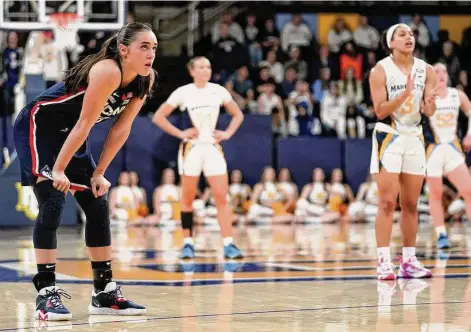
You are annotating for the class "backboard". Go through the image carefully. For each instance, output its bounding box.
[0,0,126,31]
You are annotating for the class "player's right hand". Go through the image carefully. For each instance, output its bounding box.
[52,170,70,194]
[179,128,198,141]
[463,135,471,152]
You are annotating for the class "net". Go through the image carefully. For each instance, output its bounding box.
[48,13,82,51]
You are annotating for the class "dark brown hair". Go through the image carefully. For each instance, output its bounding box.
[64,22,157,99]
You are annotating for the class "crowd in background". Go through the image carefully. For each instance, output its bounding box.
[202,11,471,139]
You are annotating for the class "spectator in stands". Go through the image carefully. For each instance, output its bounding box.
[291,102,322,137]
[320,81,347,139]
[328,168,354,217]
[39,31,68,88]
[212,10,244,44]
[281,13,312,53]
[129,171,149,218]
[295,168,339,223]
[259,18,281,55]
[328,18,352,54]
[280,67,298,98]
[226,66,255,113]
[277,168,298,213]
[427,29,455,64]
[345,105,366,139]
[312,67,332,102]
[456,70,469,96]
[244,13,259,44]
[339,67,364,105]
[362,52,377,105]
[1,31,21,162]
[255,65,279,97]
[245,13,263,68]
[212,23,248,83]
[283,46,308,81]
[288,80,314,115]
[347,174,378,223]
[259,50,284,83]
[339,41,362,80]
[248,167,293,223]
[149,168,180,225]
[109,171,138,224]
[408,14,430,50]
[438,41,460,85]
[257,78,284,116]
[461,24,471,69]
[312,45,339,81]
[229,169,251,216]
[353,15,380,53]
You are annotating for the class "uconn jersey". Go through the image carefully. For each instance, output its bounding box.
[13,78,137,189]
[370,56,428,175]
[425,88,465,177]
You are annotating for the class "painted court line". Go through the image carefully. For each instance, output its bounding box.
[1,300,469,331]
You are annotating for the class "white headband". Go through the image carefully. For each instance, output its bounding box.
[386,23,411,48]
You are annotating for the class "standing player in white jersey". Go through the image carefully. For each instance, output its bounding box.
[424,63,471,249]
[369,23,437,280]
[153,57,244,259]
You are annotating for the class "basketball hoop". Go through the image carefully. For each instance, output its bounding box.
[48,12,82,51]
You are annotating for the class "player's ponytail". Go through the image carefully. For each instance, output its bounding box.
[64,22,157,99]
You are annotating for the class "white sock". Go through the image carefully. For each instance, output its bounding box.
[184,237,193,245]
[435,225,447,238]
[403,247,416,260]
[377,247,391,262]
[223,237,233,246]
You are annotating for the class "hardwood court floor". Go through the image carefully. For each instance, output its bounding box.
[0,222,469,331]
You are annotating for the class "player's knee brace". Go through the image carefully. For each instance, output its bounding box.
[33,181,66,249]
[74,190,111,247]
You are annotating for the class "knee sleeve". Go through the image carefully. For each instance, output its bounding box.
[74,190,111,247]
[33,181,66,249]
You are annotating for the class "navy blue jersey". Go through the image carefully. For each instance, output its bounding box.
[13,61,141,188]
[24,77,137,125]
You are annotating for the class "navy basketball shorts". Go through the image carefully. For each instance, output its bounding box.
[13,103,95,191]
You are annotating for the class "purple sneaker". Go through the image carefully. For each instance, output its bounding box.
[398,256,432,279]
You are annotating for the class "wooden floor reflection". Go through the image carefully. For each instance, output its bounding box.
[0,222,469,331]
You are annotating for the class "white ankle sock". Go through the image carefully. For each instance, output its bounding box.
[184,237,193,245]
[435,225,447,238]
[377,247,391,262]
[402,247,416,260]
[223,237,233,246]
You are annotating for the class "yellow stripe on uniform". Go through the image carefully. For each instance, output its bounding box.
[215,143,224,156]
[379,133,393,161]
[182,141,193,160]
[452,139,464,156]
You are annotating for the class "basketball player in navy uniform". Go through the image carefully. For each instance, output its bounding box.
[13,22,156,321]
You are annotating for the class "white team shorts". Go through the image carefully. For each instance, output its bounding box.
[178,141,227,177]
[370,130,426,175]
[426,142,465,177]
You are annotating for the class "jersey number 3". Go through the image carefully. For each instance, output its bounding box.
[435,112,455,128]
[401,95,414,115]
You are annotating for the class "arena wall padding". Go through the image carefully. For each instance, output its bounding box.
[277,137,343,189]
[344,139,372,194]
[0,158,77,227]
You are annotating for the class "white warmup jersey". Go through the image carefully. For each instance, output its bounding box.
[370,56,428,175]
[166,83,233,177]
[426,88,465,177]
[429,88,460,144]
[377,56,427,134]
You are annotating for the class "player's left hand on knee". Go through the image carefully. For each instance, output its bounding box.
[213,130,231,143]
[91,174,111,198]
